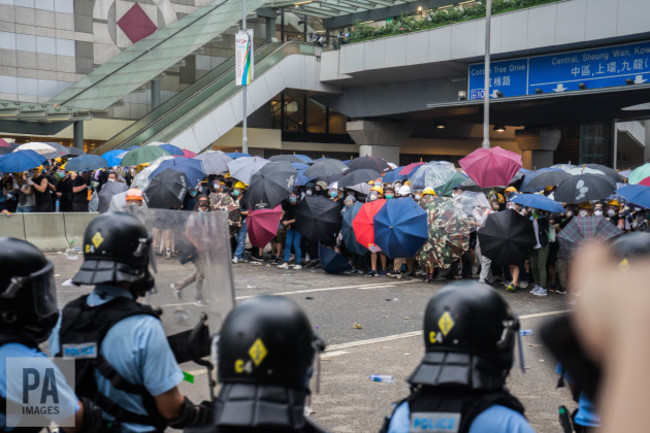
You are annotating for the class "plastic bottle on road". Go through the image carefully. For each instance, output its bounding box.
[55,199,60,213]
[369,374,394,383]
[519,329,533,336]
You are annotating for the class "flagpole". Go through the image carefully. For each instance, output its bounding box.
[242,0,248,154]
[482,0,491,149]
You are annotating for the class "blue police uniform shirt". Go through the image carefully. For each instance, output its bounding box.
[0,343,79,430]
[386,401,535,433]
[555,364,601,427]
[50,285,184,433]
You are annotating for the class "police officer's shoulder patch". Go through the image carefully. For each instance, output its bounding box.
[409,412,461,433]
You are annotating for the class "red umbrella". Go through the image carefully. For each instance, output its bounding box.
[459,146,522,189]
[180,149,197,158]
[399,161,424,175]
[247,205,283,248]
[638,177,650,187]
[352,199,386,250]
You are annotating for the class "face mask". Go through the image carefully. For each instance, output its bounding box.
[566,211,573,217]
[607,209,616,217]
[289,197,297,204]
[385,194,394,199]
[369,194,378,201]
[330,191,338,198]
[232,190,240,196]
[579,210,588,217]
[344,201,353,208]
[594,210,603,217]
[507,203,516,210]
[346,191,355,197]
[394,184,402,190]
[108,178,115,182]
[414,194,421,201]
[213,183,220,189]
[306,190,313,196]
[190,190,198,197]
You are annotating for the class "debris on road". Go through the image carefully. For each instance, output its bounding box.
[352,322,363,329]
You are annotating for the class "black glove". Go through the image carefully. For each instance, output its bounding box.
[168,397,214,429]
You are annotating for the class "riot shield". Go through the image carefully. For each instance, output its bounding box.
[128,208,235,371]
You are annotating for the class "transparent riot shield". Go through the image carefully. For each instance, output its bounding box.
[128,207,235,398]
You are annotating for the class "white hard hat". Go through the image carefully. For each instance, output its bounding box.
[398,185,412,196]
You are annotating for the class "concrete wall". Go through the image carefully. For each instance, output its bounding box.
[0,212,98,252]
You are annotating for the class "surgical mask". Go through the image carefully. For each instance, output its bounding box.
[213,182,220,189]
[414,194,421,201]
[289,197,297,204]
[306,190,313,196]
[507,203,516,210]
[330,191,338,198]
[108,178,115,182]
[344,201,353,208]
[607,209,616,217]
[190,190,198,197]
[232,190,240,196]
[394,184,402,190]
[369,194,378,201]
[594,210,603,217]
[566,211,573,217]
[385,194,394,199]
[579,210,588,217]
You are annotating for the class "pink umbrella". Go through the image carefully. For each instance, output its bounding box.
[0,138,9,147]
[247,205,283,248]
[399,161,425,175]
[639,177,650,187]
[180,149,197,158]
[459,146,522,189]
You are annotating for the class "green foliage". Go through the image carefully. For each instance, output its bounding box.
[345,0,560,44]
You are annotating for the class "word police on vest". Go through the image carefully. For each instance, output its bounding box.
[410,412,461,432]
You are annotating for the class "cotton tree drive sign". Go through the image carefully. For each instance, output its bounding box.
[468,40,650,100]
[235,30,254,86]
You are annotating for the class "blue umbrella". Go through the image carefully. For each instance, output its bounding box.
[225,152,251,159]
[294,168,315,187]
[510,193,565,213]
[291,162,310,171]
[341,201,367,256]
[0,150,46,172]
[383,168,408,184]
[65,154,108,172]
[617,185,650,209]
[101,149,127,167]
[295,154,314,163]
[373,197,428,258]
[318,244,352,274]
[157,144,184,156]
[150,158,206,187]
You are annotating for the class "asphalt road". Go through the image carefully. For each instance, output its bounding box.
[48,252,575,433]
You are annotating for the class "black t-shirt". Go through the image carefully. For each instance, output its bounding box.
[32,174,50,204]
[72,176,89,204]
[281,200,297,226]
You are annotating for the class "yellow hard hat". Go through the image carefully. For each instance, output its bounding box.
[370,185,384,196]
[497,193,505,203]
[505,186,517,194]
[422,187,436,196]
[544,185,554,192]
[607,199,620,208]
[233,181,247,189]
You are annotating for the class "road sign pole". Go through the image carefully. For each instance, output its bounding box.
[242,0,248,154]
[482,0,491,149]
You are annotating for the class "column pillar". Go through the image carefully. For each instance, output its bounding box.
[265,16,275,43]
[151,78,161,110]
[515,128,561,169]
[73,121,84,151]
[346,120,412,165]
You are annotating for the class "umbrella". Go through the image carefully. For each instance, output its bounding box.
[294,154,314,163]
[554,174,617,204]
[130,156,175,190]
[584,164,622,182]
[225,152,251,159]
[0,143,19,155]
[97,180,128,213]
[180,149,196,158]
[341,201,368,256]
[459,146,522,189]
[617,185,650,209]
[101,149,127,167]
[44,142,82,158]
[247,205,283,248]
[319,244,352,274]
[348,156,391,173]
[0,138,9,147]
[291,162,310,171]
[418,197,473,269]
[460,177,481,192]
[13,142,57,157]
[157,144,184,156]
[294,167,315,187]
[566,166,609,177]
[121,146,170,166]
[477,209,536,265]
[373,197,428,258]
[520,168,570,192]
[510,193,565,213]
[195,152,232,174]
[0,150,47,172]
[65,155,108,172]
[383,168,408,184]
[149,158,206,187]
[434,172,468,196]
[294,195,342,242]
[304,158,348,184]
[227,156,269,184]
[454,191,491,218]
[246,162,297,208]
[269,154,303,163]
[558,216,623,258]
[628,163,650,184]
[399,162,425,175]
[338,168,381,189]
[552,163,576,171]
[618,169,632,180]
[409,161,457,190]
[347,182,372,195]
[352,199,386,250]
[143,169,188,209]
[639,177,650,187]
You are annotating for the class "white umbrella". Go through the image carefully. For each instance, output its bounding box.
[13,142,57,156]
[566,167,606,176]
[131,155,175,190]
[227,156,269,184]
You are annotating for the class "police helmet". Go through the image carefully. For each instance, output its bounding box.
[408,281,519,390]
[72,212,154,295]
[218,295,325,390]
[0,238,59,342]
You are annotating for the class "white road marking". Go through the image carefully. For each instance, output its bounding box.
[321,350,349,359]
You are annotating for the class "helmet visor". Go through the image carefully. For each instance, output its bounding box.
[31,261,58,319]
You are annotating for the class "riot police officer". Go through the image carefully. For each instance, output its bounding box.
[380,281,534,433]
[49,212,212,432]
[0,237,103,432]
[192,295,327,432]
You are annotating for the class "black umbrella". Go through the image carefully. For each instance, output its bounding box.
[97,180,127,213]
[338,168,381,189]
[65,154,108,172]
[554,174,617,204]
[348,156,392,173]
[246,161,298,208]
[294,195,342,242]
[0,143,20,155]
[477,210,536,265]
[521,170,571,192]
[269,154,304,163]
[304,158,348,184]
[144,169,188,209]
[583,163,623,182]
[319,243,352,274]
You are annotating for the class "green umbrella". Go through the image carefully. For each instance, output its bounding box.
[120,146,170,167]
[435,172,468,196]
[628,163,650,184]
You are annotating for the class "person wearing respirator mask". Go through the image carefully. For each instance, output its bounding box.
[593,202,605,217]
[578,202,593,218]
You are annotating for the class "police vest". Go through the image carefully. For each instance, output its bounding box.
[187,419,329,433]
[57,295,167,431]
[381,386,525,433]
[0,333,45,433]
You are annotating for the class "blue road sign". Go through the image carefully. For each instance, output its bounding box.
[468,40,650,100]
